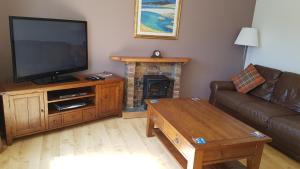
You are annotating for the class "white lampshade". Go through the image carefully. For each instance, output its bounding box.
[235,27,259,47]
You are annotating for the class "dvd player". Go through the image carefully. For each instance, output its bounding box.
[49,88,90,100]
[53,100,89,111]
[59,92,88,99]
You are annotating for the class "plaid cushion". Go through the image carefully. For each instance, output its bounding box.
[232,64,266,94]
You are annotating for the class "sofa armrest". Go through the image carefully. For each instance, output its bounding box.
[210,81,235,91]
[209,81,235,104]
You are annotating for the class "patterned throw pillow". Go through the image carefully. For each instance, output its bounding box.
[232,64,266,94]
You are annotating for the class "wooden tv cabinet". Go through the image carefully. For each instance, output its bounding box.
[0,75,124,145]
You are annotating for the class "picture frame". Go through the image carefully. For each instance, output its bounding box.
[134,0,182,40]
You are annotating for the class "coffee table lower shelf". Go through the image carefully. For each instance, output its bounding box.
[153,128,246,169]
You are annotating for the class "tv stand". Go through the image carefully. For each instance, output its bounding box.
[0,75,124,145]
[33,75,79,85]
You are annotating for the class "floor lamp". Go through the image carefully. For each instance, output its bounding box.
[235,27,259,68]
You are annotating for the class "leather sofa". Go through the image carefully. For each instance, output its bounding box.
[209,65,300,162]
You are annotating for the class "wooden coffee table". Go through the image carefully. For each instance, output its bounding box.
[146,98,271,169]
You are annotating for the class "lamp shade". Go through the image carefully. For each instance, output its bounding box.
[235,27,259,47]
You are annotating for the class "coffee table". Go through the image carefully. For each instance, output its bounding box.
[146,98,271,169]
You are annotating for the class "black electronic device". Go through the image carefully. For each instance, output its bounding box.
[48,87,91,100]
[86,75,105,81]
[53,99,90,111]
[59,92,88,99]
[9,16,88,84]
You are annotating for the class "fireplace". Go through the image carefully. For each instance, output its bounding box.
[142,75,173,104]
[111,56,191,117]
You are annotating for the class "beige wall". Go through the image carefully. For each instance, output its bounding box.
[246,0,300,73]
[0,0,256,98]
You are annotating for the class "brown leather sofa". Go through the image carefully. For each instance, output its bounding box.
[209,65,300,162]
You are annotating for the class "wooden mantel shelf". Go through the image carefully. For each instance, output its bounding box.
[111,56,191,64]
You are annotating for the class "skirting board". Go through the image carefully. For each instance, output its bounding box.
[122,111,147,119]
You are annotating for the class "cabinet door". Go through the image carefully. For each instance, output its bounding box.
[98,82,123,117]
[9,92,46,136]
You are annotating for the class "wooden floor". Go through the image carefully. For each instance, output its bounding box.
[0,118,299,169]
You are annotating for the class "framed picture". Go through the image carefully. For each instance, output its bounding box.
[134,0,182,40]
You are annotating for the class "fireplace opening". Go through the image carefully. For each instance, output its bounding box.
[142,75,173,107]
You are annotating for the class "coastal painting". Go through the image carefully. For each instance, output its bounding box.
[134,0,182,39]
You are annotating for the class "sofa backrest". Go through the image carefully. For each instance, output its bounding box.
[250,65,282,101]
[271,72,300,113]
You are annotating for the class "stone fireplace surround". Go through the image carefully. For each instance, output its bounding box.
[112,56,191,116]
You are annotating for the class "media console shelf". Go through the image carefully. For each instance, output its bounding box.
[0,75,124,145]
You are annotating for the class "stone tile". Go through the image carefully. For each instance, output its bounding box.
[173,91,180,98]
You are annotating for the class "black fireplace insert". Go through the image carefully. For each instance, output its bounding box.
[142,75,173,106]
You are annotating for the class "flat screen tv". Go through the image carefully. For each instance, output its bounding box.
[9,16,88,84]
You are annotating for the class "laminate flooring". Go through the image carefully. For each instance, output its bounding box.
[0,118,299,169]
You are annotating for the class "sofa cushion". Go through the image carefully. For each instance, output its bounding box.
[268,115,300,157]
[250,65,282,101]
[271,72,300,113]
[237,101,298,129]
[231,64,266,94]
[268,115,300,142]
[215,91,298,129]
[215,91,258,111]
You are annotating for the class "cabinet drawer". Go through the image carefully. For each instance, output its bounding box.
[203,144,256,162]
[83,108,97,121]
[163,121,178,145]
[62,110,83,126]
[48,115,62,129]
[163,121,193,159]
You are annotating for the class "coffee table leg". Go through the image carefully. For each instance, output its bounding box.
[146,111,154,137]
[187,150,204,169]
[247,143,264,169]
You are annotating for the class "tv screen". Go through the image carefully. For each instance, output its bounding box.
[9,16,88,82]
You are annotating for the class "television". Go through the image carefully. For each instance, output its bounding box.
[9,16,88,84]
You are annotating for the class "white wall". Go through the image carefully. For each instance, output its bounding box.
[245,0,300,73]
